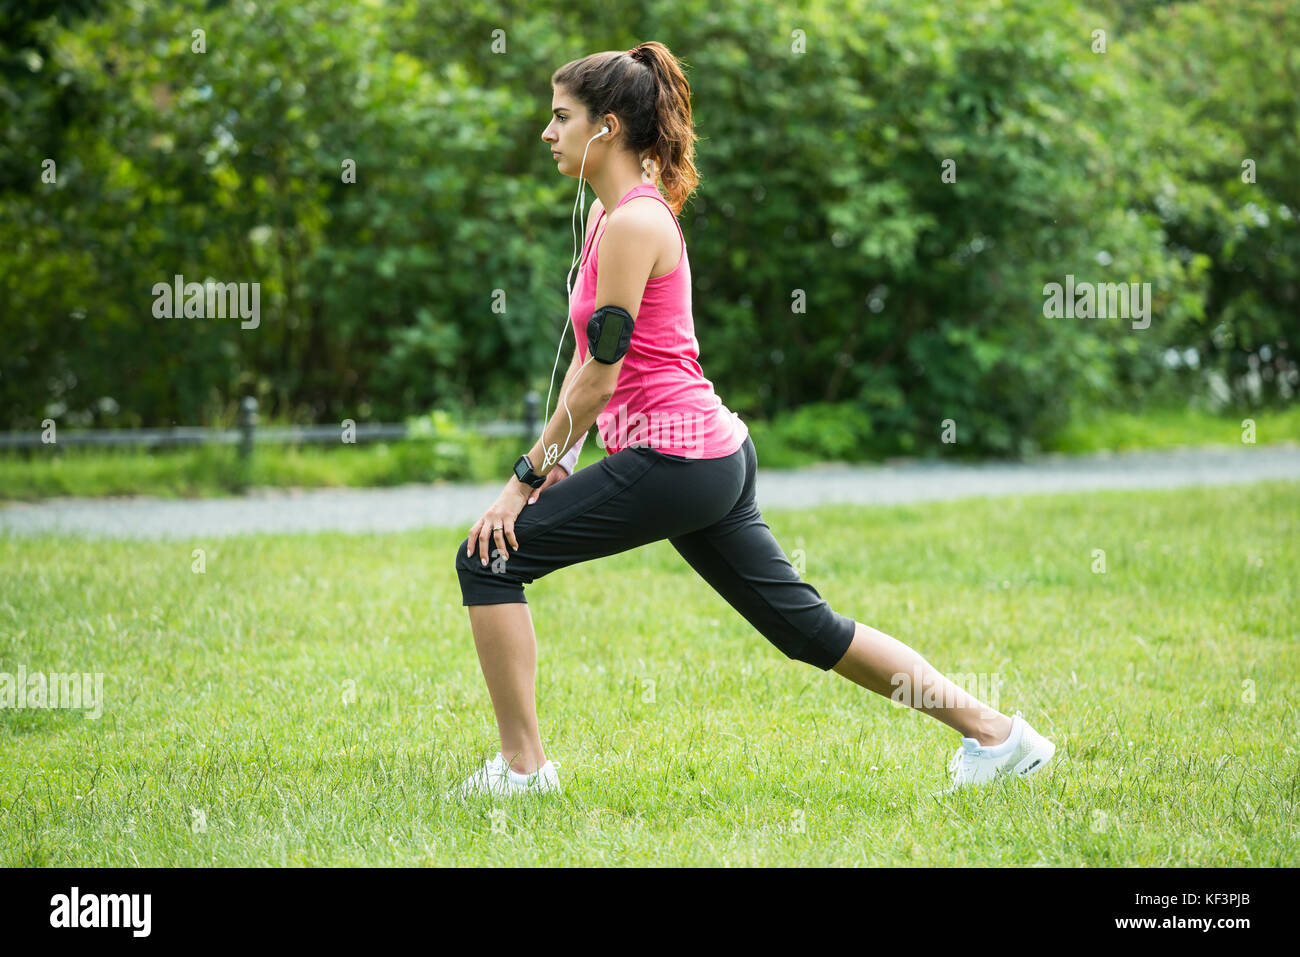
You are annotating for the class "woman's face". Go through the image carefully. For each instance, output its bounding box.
[541,86,606,177]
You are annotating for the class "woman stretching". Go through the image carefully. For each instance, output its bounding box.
[452,42,1055,798]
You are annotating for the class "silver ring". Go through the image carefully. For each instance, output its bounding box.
[492,524,503,530]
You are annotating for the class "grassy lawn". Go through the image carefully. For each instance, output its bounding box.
[0,434,531,502]
[2,402,1297,502]
[1043,401,1300,455]
[1,480,1296,866]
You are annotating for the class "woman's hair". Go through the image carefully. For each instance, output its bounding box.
[551,41,700,216]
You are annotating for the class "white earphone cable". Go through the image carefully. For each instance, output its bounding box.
[539,125,608,471]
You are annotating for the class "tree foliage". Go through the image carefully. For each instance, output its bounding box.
[0,0,1293,458]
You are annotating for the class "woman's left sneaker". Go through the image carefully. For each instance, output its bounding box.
[446,752,562,799]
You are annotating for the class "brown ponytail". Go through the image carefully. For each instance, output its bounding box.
[551,41,701,216]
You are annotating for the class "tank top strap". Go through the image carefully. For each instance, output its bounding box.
[614,182,656,209]
[579,205,603,265]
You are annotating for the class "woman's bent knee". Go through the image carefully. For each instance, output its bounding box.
[455,537,527,605]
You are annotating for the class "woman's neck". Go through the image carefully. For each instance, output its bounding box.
[588,158,647,218]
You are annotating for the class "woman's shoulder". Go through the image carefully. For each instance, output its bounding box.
[622,191,676,222]
[621,195,682,276]
[589,191,682,277]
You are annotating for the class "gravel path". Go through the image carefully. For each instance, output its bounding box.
[1,443,1296,542]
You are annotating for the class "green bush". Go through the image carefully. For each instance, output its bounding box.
[768,401,873,461]
[400,409,473,481]
[3,0,1294,460]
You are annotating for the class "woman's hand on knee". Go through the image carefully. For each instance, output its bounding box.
[468,482,530,567]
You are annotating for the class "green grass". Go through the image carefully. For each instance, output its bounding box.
[744,401,1300,468]
[0,433,607,502]
[4,403,1297,501]
[2,480,1296,865]
[1043,401,1300,455]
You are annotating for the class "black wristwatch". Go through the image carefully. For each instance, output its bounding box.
[513,454,545,489]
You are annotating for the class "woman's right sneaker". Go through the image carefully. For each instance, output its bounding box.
[935,711,1056,795]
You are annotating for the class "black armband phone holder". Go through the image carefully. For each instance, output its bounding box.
[587,304,634,364]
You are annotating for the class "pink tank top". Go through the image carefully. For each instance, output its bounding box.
[568,183,749,460]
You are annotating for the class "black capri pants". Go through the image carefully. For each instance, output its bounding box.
[455,434,857,670]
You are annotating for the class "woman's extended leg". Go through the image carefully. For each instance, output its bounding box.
[467,603,547,775]
[669,516,1016,745]
[667,436,1016,747]
[830,622,1013,746]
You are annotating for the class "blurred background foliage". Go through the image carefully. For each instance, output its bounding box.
[1,0,1296,460]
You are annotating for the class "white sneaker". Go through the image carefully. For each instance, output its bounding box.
[445,752,562,799]
[935,711,1055,795]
